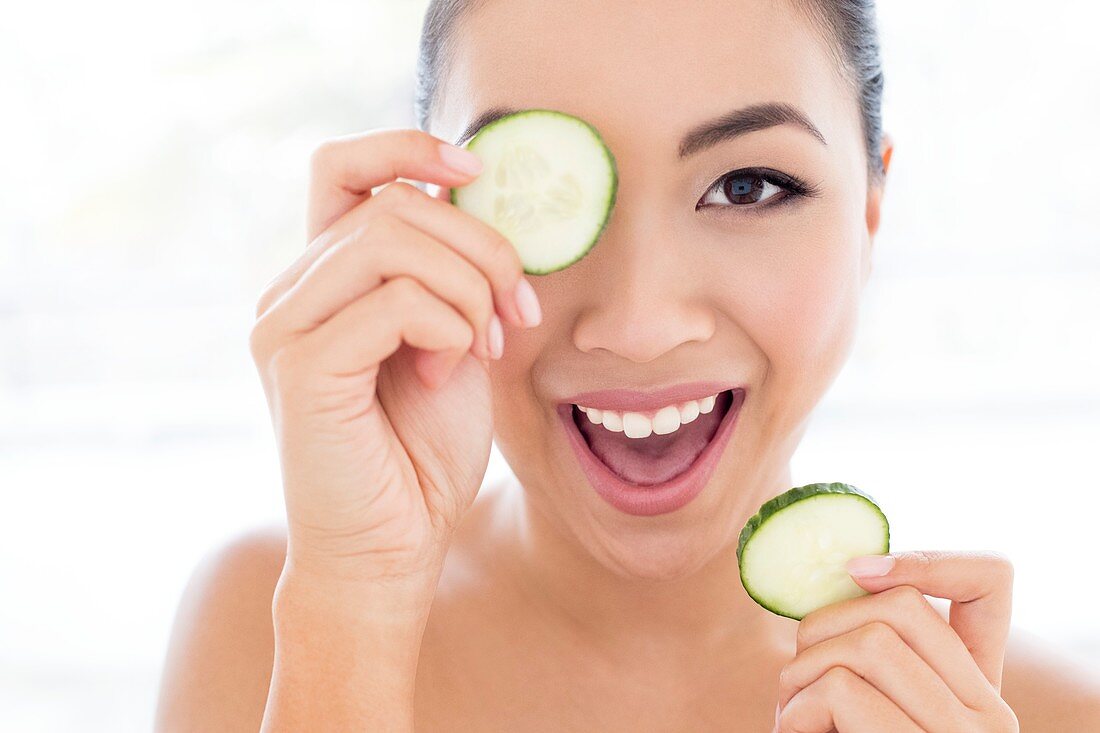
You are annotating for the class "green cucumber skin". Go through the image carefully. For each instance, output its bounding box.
[448,108,619,275]
[736,482,890,621]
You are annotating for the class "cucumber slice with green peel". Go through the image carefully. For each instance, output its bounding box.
[736,483,890,620]
[449,109,618,275]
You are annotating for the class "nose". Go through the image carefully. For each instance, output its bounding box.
[571,226,716,364]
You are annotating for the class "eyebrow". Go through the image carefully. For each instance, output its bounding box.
[678,102,827,157]
[454,101,827,155]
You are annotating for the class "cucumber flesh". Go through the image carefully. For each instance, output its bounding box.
[450,109,618,275]
[736,483,890,620]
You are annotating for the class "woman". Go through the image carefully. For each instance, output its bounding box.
[156,1,1100,730]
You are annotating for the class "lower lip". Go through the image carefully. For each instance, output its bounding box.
[557,389,745,517]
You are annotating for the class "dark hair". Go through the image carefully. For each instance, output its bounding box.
[414,0,886,185]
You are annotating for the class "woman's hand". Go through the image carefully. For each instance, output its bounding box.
[249,129,541,593]
[774,551,1020,732]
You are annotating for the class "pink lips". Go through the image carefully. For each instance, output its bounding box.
[558,385,746,516]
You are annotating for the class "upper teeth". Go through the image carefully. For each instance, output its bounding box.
[576,393,719,439]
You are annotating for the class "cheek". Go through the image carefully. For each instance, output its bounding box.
[766,241,860,370]
[709,208,865,390]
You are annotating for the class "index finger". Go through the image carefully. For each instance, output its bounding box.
[307,128,483,241]
[846,550,1014,688]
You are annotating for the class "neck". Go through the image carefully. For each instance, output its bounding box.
[504,468,794,659]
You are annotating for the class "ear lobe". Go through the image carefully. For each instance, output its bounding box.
[865,184,883,240]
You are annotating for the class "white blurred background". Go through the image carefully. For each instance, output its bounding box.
[1,1,1098,730]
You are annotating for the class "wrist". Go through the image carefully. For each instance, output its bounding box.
[264,566,432,733]
[283,527,448,589]
[273,560,440,625]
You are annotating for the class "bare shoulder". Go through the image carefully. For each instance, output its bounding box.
[1001,627,1100,732]
[154,524,287,733]
[153,482,515,732]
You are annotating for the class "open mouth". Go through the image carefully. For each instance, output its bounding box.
[573,389,733,484]
[557,387,746,516]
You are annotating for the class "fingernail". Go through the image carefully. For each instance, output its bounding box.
[514,278,542,327]
[438,143,482,175]
[488,314,504,359]
[846,554,895,578]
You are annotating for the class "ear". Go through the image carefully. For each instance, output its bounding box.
[866,132,893,238]
[862,132,894,284]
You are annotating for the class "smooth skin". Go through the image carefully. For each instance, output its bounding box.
[156,1,1100,730]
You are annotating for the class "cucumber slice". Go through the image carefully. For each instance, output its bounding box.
[736,483,890,620]
[450,109,618,275]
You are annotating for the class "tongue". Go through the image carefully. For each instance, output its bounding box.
[576,391,730,485]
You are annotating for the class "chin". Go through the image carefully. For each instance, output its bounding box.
[564,494,741,581]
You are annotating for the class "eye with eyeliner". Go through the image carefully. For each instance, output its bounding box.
[696,166,823,214]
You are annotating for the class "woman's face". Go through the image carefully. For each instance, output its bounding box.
[431,0,890,580]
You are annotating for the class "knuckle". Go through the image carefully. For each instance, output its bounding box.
[986,551,1015,584]
[365,211,401,239]
[254,289,275,320]
[405,128,437,160]
[355,213,403,254]
[396,127,426,147]
[248,324,269,363]
[908,549,936,568]
[886,583,926,608]
[253,274,288,319]
[368,128,430,167]
[374,180,419,208]
[386,275,422,303]
[268,342,304,385]
[309,139,338,174]
[821,666,856,696]
[905,549,949,569]
[859,621,896,653]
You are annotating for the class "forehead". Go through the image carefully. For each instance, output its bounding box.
[435,0,852,153]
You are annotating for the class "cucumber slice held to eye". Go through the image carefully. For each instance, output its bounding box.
[449,108,618,275]
[736,483,891,620]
